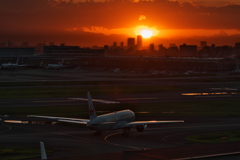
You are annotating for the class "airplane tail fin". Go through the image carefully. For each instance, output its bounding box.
[87,92,97,121]
[16,57,19,64]
[40,141,47,160]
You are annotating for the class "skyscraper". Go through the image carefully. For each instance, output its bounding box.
[137,35,142,49]
[113,41,117,47]
[200,41,207,49]
[120,42,124,48]
[127,38,135,49]
[149,43,155,51]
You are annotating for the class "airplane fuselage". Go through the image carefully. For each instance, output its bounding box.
[46,64,63,69]
[1,63,19,69]
[87,110,135,131]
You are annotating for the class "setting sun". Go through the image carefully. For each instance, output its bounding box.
[134,25,159,38]
[140,29,153,38]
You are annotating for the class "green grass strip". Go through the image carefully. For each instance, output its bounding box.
[186,130,240,143]
[2,101,240,117]
[0,85,191,99]
[0,147,52,160]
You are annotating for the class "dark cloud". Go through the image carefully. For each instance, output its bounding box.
[1,0,239,30]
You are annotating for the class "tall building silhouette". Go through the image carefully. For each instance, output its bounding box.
[120,42,124,48]
[113,41,117,47]
[149,43,155,51]
[137,35,142,49]
[127,38,135,49]
[200,41,207,49]
[180,43,197,57]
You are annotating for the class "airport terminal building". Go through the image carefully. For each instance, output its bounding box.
[44,46,104,57]
[0,48,35,57]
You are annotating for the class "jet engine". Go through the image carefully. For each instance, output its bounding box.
[136,124,147,132]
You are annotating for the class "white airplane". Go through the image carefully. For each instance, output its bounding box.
[1,63,19,69]
[1,57,28,69]
[1,58,20,69]
[28,92,184,136]
[46,59,64,70]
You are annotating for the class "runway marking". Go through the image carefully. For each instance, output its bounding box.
[104,132,146,150]
[69,98,120,104]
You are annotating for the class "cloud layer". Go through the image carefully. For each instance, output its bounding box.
[1,0,240,46]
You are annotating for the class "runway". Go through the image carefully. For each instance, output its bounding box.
[2,117,240,160]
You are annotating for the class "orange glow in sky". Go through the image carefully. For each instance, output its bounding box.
[134,26,159,38]
[1,0,240,46]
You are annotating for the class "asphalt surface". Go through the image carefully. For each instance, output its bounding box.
[2,118,240,160]
[1,69,240,159]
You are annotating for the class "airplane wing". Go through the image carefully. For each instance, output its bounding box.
[128,120,184,125]
[121,120,184,128]
[111,120,184,130]
[28,115,90,125]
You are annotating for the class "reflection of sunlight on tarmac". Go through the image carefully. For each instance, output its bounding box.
[182,92,237,96]
[4,120,58,125]
[182,87,239,97]
[4,120,23,123]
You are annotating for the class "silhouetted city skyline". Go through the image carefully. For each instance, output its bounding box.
[1,36,240,60]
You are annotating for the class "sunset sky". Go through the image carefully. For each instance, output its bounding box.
[1,0,240,47]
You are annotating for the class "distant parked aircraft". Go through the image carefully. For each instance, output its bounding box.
[1,58,28,69]
[1,58,20,69]
[29,92,184,136]
[46,59,64,70]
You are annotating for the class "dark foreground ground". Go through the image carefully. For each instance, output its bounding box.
[47,142,240,160]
